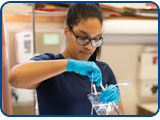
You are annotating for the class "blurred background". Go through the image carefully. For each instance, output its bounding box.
[2,3,158,115]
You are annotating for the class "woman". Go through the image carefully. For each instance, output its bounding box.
[9,3,124,115]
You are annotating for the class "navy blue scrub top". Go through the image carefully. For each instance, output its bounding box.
[31,53,118,115]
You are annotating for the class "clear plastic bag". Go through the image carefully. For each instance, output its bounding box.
[88,92,120,115]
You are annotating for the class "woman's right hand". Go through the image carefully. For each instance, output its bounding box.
[66,59,102,86]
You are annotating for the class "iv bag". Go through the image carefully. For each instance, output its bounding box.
[88,92,120,115]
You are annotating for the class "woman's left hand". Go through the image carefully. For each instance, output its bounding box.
[100,84,120,104]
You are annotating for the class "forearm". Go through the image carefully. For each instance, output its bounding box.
[117,100,124,115]
[8,59,68,88]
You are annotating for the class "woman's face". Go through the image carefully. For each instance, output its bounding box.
[64,18,102,61]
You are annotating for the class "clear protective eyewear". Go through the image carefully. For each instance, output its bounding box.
[68,25,104,47]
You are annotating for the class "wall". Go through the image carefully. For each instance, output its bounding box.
[5,21,65,69]
[3,3,31,14]
[99,45,144,115]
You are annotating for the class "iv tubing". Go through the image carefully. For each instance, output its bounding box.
[90,72,94,115]
[110,83,132,90]
[93,84,97,95]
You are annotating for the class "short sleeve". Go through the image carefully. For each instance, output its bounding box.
[30,53,56,61]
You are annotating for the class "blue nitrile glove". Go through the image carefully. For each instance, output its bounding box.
[100,84,120,104]
[66,59,102,86]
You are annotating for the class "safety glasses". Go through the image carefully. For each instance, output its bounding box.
[68,25,104,47]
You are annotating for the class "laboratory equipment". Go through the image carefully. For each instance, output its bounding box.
[15,31,34,63]
[138,48,158,102]
[88,92,120,115]
[89,79,121,115]
[89,81,132,115]
[137,47,158,115]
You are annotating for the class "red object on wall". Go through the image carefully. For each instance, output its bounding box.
[153,56,158,64]
[146,3,157,9]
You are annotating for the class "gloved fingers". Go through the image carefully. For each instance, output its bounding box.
[88,69,102,83]
[100,93,114,102]
[89,75,102,88]
[92,71,101,79]
[100,84,115,94]
[100,98,106,103]
[105,99,113,104]
[101,93,117,102]
[100,89,108,98]
[102,90,119,100]
[100,94,120,104]
[92,64,101,75]
[103,92,116,99]
[113,93,120,104]
[106,86,119,95]
[88,74,98,82]
[95,74,102,87]
[100,86,118,98]
[91,67,102,87]
[85,69,99,79]
[107,84,116,90]
[100,85,120,104]
[106,93,120,104]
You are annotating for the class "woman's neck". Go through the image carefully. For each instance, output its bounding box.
[62,49,73,59]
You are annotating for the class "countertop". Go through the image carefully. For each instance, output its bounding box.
[138,103,158,114]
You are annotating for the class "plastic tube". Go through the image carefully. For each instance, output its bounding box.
[91,72,94,115]
[113,83,132,87]
[110,83,132,90]
[100,82,105,91]
[93,84,98,95]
